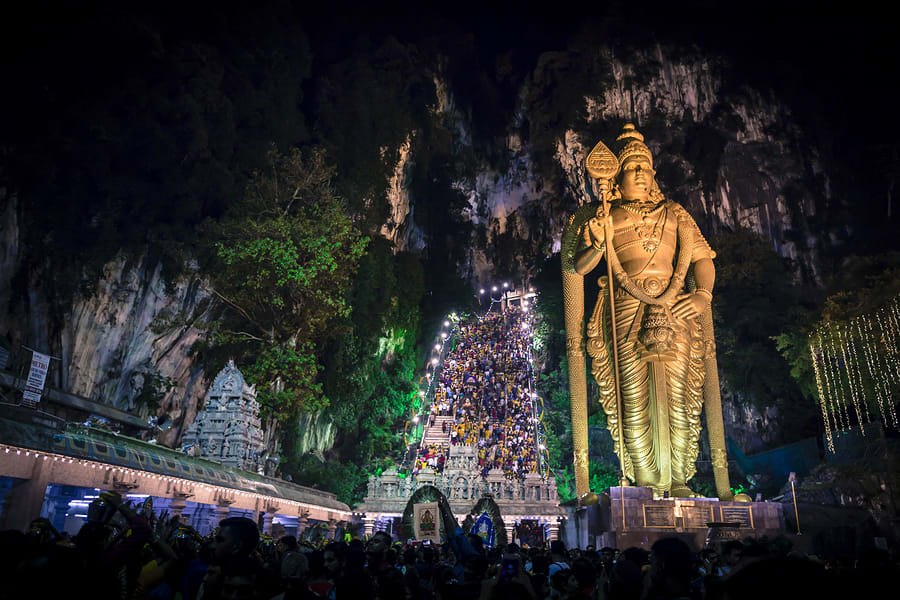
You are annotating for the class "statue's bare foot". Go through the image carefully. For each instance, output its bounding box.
[669,484,697,498]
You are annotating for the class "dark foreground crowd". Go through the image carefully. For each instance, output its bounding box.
[1,491,895,600]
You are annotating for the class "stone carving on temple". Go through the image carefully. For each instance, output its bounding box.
[358,444,564,540]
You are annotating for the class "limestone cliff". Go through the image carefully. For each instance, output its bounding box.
[386,43,833,285]
[0,190,210,446]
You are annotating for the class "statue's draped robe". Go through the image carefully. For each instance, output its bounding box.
[584,201,714,491]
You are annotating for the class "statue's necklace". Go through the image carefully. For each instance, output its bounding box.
[623,203,665,253]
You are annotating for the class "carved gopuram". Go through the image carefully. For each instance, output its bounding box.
[358,445,565,542]
[181,360,266,472]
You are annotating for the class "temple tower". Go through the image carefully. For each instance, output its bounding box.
[181,360,266,472]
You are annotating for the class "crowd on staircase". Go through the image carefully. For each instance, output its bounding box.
[413,306,540,481]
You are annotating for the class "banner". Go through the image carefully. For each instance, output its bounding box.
[22,350,50,404]
[413,502,440,544]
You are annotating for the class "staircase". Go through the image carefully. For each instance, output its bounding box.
[422,415,453,447]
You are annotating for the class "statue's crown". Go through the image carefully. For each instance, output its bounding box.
[616,123,653,169]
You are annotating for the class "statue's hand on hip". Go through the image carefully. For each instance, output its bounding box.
[671,293,710,320]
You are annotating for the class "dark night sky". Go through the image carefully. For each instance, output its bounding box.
[3,1,899,159]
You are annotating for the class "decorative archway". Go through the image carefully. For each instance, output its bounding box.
[400,484,451,542]
[466,495,508,546]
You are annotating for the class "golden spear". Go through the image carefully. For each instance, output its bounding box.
[586,141,629,495]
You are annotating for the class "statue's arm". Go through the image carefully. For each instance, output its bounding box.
[671,209,716,320]
[574,241,603,275]
[693,256,715,295]
[671,257,714,319]
[573,217,608,275]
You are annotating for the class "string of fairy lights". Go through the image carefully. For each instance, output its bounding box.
[398,312,461,464]
[397,283,550,481]
[0,443,353,518]
[808,295,900,453]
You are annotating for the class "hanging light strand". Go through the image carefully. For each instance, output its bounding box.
[817,331,843,433]
[874,311,900,426]
[855,317,888,428]
[879,309,900,381]
[838,326,867,433]
[887,301,900,377]
[810,339,834,452]
[825,329,851,430]
[865,315,900,428]
[880,308,897,371]
[844,321,872,426]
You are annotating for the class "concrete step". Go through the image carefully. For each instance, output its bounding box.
[421,415,453,446]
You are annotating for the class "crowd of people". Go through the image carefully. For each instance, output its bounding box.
[415,306,540,480]
[415,444,448,474]
[4,491,894,600]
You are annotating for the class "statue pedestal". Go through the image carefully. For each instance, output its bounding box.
[570,487,785,550]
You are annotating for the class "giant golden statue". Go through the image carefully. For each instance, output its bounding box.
[562,124,732,501]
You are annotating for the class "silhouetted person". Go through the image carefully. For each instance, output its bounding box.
[642,537,694,600]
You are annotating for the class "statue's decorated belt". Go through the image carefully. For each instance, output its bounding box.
[607,275,675,299]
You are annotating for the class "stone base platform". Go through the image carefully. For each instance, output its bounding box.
[565,487,785,550]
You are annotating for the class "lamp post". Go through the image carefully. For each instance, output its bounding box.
[788,471,801,535]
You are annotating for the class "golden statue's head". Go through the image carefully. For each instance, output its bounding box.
[615,124,658,205]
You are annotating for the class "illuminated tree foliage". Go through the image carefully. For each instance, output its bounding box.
[775,252,900,420]
[206,148,367,422]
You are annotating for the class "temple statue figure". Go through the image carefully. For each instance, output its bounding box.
[562,124,732,500]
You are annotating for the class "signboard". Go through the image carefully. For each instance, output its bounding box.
[683,505,715,529]
[643,505,676,528]
[22,350,50,405]
[413,502,441,544]
[721,506,754,528]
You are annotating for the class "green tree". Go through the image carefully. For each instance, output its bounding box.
[206,147,368,423]
[709,227,804,410]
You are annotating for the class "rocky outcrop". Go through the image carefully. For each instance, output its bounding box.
[378,43,833,290]
[0,191,211,446]
[380,133,423,252]
[295,411,336,456]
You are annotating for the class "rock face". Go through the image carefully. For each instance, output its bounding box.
[294,411,336,456]
[181,360,267,472]
[1,41,839,454]
[0,190,210,447]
